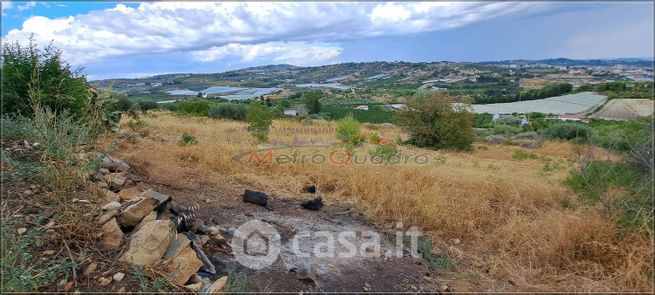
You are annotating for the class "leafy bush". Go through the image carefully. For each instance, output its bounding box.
[177,99,211,116]
[246,101,273,142]
[336,113,365,145]
[2,38,89,119]
[208,103,249,120]
[493,124,522,135]
[137,100,158,112]
[369,144,399,162]
[368,133,382,144]
[125,119,147,131]
[396,91,474,151]
[544,123,593,142]
[178,133,198,145]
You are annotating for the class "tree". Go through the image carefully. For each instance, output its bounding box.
[246,101,273,142]
[2,37,89,118]
[304,90,322,114]
[396,91,475,151]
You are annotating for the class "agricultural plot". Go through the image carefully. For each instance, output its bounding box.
[590,99,653,120]
[470,92,607,114]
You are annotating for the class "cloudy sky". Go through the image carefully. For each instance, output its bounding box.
[2,1,653,80]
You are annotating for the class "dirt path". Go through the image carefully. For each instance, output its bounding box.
[136,176,442,292]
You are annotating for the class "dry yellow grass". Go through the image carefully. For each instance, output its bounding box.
[113,112,652,292]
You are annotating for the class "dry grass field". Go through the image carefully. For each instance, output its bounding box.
[112,112,652,292]
[591,99,654,121]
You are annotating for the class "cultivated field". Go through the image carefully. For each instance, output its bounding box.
[111,112,652,292]
[591,99,654,121]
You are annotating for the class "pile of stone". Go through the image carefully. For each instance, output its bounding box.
[92,155,229,292]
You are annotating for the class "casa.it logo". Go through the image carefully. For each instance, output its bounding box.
[231,220,282,269]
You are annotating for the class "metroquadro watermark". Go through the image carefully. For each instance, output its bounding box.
[232,146,431,166]
[231,220,422,269]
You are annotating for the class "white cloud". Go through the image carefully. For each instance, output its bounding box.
[16,1,35,11]
[4,2,547,64]
[191,41,342,65]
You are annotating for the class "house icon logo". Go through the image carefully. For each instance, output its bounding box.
[232,220,281,269]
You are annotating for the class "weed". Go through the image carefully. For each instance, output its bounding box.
[368,144,399,162]
[130,264,171,292]
[1,221,70,292]
[417,237,456,272]
[512,150,539,161]
[226,268,248,293]
[178,133,198,146]
[125,119,147,131]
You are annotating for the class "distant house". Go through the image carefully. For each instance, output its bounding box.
[382,104,407,111]
[354,105,369,111]
[558,114,590,123]
[283,109,298,116]
[284,104,308,116]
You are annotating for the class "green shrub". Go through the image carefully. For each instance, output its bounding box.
[208,103,249,120]
[178,133,198,145]
[493,124,522,135]
[396,91,474,151]
[2,38,89,119]
[369,144,399,162]
[336,113,365,146]
[368,133,382,144]
[246,101,273,142]
[177,99,211,116]
[544,123,593,142]
[137,100,158,112]
[125,119,147,131]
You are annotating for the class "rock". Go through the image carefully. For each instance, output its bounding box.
[102,201,121,211]
[58,278,68,288]
[113,272,125,282]
[17,227,27,235]
[191,219,205,233]
[204,198,211,203]
[117,287,126,293]
[105,173,128,191]
[452,238,460,244]
[97,210,118,225]
[117,187,143,202]
[208,226,220,236]
[121,220,173,267]
[98,276,112,286]
[170,202,189,215]
[83,262,98,277]
[242,189,268,207]
[300,197,323,211]
[63,281,74,292]
[142,190,172,211]
[199,235,210,245]
[133,211,157,233]
[302,185,316,193]
[102,189,119,202]
[43,250,55,256]
[99,168,110,174]
[100,219,124,248]
[187,234,216,274]
[117,196,158,227]
[91,171,105,182]
[23,189,34,196]
[296,262,318,283]
[185,282,203,291]
[170,245,204,285]
[97,180,109,189]
[165,233,191,258]
[101,155,130,172]
[208,276,228,293]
